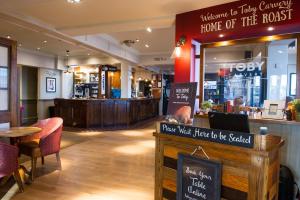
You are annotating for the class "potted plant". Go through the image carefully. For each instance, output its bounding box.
[292,99,300,121]
[201,101,213,114]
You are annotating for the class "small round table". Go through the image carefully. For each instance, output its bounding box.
[0,127,42,144]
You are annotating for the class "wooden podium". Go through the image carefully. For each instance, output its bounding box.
[154,122,284,200]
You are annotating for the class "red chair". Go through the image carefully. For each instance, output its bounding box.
[0,142,24,192]
[19,117,63,181]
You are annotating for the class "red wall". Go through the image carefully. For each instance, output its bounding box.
[175,0,300,83]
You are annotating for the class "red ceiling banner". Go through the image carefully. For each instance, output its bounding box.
[175,0,300,83]
[176,0,300,43]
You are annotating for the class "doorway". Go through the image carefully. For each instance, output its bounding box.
[21,66,38,125]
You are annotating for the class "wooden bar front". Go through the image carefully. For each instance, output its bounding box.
[54,98,159,128]
[154,123,284,200]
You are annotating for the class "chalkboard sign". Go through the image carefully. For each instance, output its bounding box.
[160,123,254,148]
[177,154,222,200]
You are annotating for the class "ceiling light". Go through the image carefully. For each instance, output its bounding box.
[43,40,47,43]
[268,27,274,31]
[219,34,224,38]
[214,57,217,60]
[36,47,41,51]
[6,35,11,39]
[145,44,150,48]
[18,43,22,47]
[278,50,283,54]
[87,53,91,56]
[146,27,152,33]
[135,39,140,42]
[67,0,81,3]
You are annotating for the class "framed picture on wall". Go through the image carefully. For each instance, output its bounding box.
[262,100,286,120]
[46,77,56,93]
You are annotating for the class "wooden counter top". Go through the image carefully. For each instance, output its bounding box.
[194,114,300,126]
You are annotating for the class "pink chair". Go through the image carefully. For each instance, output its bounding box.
[0,142,24,192]
[19,117,63,181]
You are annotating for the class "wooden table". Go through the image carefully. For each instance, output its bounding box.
[0,127,41,144]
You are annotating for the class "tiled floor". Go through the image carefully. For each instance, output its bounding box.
[11,123,157,200]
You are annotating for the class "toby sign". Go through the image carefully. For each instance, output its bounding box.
[228,61,264,73]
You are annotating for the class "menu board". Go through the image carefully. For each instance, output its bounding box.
[167,82,197,124]
[177,154,221,200]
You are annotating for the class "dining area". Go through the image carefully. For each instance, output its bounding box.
[0,117,64,195]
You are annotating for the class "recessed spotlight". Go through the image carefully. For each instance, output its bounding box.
[43,40,47,43]
[36,47,41,51]
[268,27,274,31]
[219,34,224,38]
[145,44,150,48]
[6,35,11,39]
[213,57,217,60]
[18,43,22,47]
[146,27,152,33]
[135,39,140,42]
[67,0,81,3]
[87,53,91,56]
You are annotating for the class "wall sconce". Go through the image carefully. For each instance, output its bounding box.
[171,35,186,58]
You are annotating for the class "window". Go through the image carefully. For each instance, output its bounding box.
[290,73,297,96]
[204,38,297,107]
[0,46,8,111]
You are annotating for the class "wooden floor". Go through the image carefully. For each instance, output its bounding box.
[11,123,156,200]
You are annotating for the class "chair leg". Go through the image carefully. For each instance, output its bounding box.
[41,156,45,165]
[56,152,62,170]
[31,157,37,181]
[13,169,24,193]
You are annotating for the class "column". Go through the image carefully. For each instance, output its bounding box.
[121,62,132,98]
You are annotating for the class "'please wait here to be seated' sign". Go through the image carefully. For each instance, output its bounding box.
[160,123,254,148]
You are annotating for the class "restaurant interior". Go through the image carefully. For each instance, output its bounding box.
[0,0,300,200]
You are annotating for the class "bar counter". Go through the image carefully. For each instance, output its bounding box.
[194,114,300,186]
[54,98,160,128]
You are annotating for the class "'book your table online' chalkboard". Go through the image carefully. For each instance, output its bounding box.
[177,154,222,200]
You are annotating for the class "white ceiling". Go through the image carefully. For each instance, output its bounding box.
[0,18,107,57]
[0,0,236,34]
[109,27,175,55]
[0,0,237,61]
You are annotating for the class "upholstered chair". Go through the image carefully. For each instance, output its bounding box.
[19,117,63,181]
[0,141,24,192]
